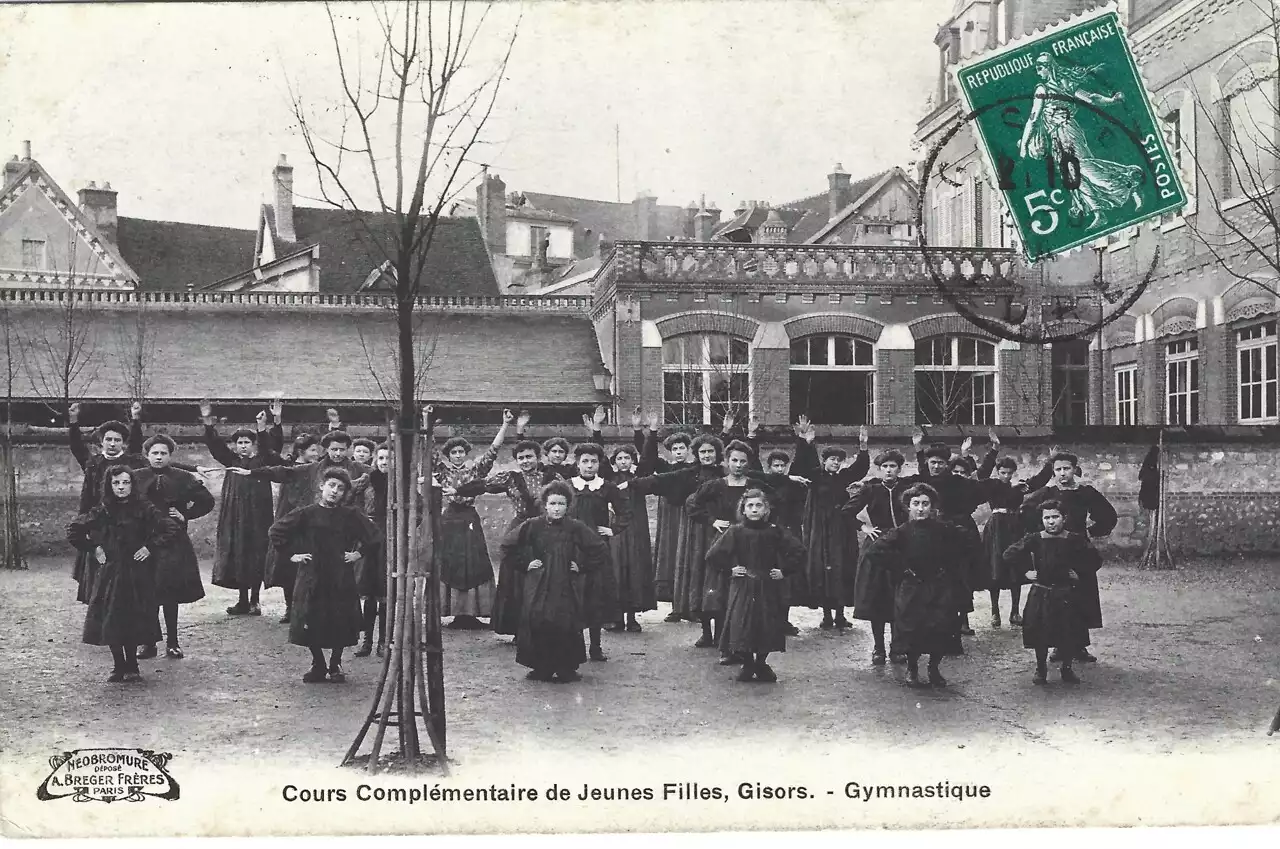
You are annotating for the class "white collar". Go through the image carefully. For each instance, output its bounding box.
[1051,480,1081,491]
[571,476,605,492]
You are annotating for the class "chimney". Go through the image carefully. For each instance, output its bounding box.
[758,209,788,244]
[694,195,715,242]
[3,155,23,190]
[478,172,507,256]
[706,200,721,229]
[828,162,852,221]
[632,190,658,241]
[596,232,612,260]
[272,154,296,243]
[684,201,699,240]
[21,140,31,161]
[78,180,119,245]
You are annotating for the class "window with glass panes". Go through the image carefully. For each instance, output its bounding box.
[1114,366,1136,425]
[1165,337,1200,425]
[662,333,751,426]
[914,335,997,425]
[1051,340,1090,425]
[1237,320,1278,423]
[789,334,875,424]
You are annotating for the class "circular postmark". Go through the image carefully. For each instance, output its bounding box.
[915,93,1162,345]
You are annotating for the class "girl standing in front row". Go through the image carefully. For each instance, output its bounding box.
[67,466,178,683]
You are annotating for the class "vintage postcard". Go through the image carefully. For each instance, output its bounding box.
[0,0,1278,839]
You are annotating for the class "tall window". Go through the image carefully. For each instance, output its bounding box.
[1166,337,1200,425]
[1223,66,1278,198]
[529,225,548,258]
[1238,320,1278,423]
[1051,340,1090,425]
[1115,366,1136,425]
[663,333,751,426]
[992,0,1007,46]
[790,334,875,425]
[915,335,997,425]
[21,239,45,270]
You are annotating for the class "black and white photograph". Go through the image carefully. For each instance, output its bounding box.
[0,0,1278,838]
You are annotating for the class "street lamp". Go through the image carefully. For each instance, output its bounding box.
[592,363,613,394]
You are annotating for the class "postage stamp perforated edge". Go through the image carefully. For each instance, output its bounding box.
[946,1,1193,261]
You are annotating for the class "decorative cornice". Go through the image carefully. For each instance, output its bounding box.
[1225,299,1276,325]
[1155,315,1198,338]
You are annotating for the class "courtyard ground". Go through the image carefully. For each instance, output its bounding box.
[2,555,1278,835]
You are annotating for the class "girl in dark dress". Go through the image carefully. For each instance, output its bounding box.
[1003,500,1099,685]
[133,435,214,660]
[268,468,381,683]
[791,418,870,630]
[566,443,629,661]
[704,488,807,683]
[500,480,611,683]
[606,444,655,632]
[260,433,322,624]
[638,416,695,617]
[356,443,391,657]
[67,466,178,683]
[860,483,973,688]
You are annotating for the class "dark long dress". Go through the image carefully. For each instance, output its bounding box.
[1020,483,1117,629]
[705,519,807,655]
[862,518,972,657]
[611,469,657,614]
[979,457,1055,589]
[453,466,559,634]
[1003,531,1098,651]
[433,447,499,616]
[133,466,213,605]
[268,503,381,649]
[501,516,610,673]
[68,419,144,603]
[628,463,722,618]
[205,425,276,592]
[565,475,629,627]
[686,477,761,616]
[791,439,870,609]
[638,429,696,603]
[916,456,989,610]
[68,495,178,647]
[845,475,919,623]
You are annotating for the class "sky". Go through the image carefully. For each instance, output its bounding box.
[0,0,943,230]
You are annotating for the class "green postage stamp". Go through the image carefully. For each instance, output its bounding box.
[954,6,1188,261]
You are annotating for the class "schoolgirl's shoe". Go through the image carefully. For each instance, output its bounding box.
[833,615,852,630]
[871,649,887,666]
[1076,650,1097,663]
[755,664,778,683]
[303,665,327,683]
[735,663,756,682]
[1060,666,1080,684]
[1009,612,1023,626]
[589,646,608,662]
[1032,668,1048,685]
[136,644,158,660]
[927,668,948,688]
[328,665,347,683]
[555,669,582,683]
[165,645,184,659]
[108,667,126,683]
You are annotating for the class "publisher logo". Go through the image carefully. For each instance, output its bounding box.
[37,748,180,803]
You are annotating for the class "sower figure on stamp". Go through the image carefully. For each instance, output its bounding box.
[133,434,213,661]
[1003,499,1099,686]
[565,442,628,661]
[860,483,973,688]
[1021,452,1117,664]
[791,418,870,631]
[432,409,512,629]
[704,488,807,683]
[499,480,610,683]
[605,443,655,633]
[201,401,275,617]
[67,466,178,684]
[268,467,381,684]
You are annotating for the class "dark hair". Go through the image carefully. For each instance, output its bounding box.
[442,436,472,455]
[539,479,575,506]
[924,443,952,461]
[736,487,771,521]
[321,467,353,492]
[663,432,693,450]
[1038,499,1064,515]
[511,439,542,460]
[293,433,320,454]
[611,444,638,464]
[950,455,977,474]
[996,457,1018,472]
[724,439,753,461]
[820,446,847,462]
[874,449,905,467]
[765,450,791,467]
[231,428,256,442]
[351,437,377,452]
[1049,451,1079,468]
[899,482,939,511]
[101,464,138,503]
[690,434,724,464]
[322,430,354,448]
[573,442,606,462]
[142,433,176,454]
[542,436,571,455]
[96,420,130,442]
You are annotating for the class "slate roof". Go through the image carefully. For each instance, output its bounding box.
[261,206,498,296]
[116,217,258,291]
[522,192,688,257]
[712,168,902,244]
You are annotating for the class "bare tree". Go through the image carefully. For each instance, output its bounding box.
[1,304,25,570]
[287,0,517,772]
[113,295,156,404]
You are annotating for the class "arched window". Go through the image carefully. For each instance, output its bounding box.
[914,334,997,425]
[662,332,751,426]
[789,334,875,424]
[1220,50,1278,198]
[1051,340,1090,425]
[1237,320,1277,423]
